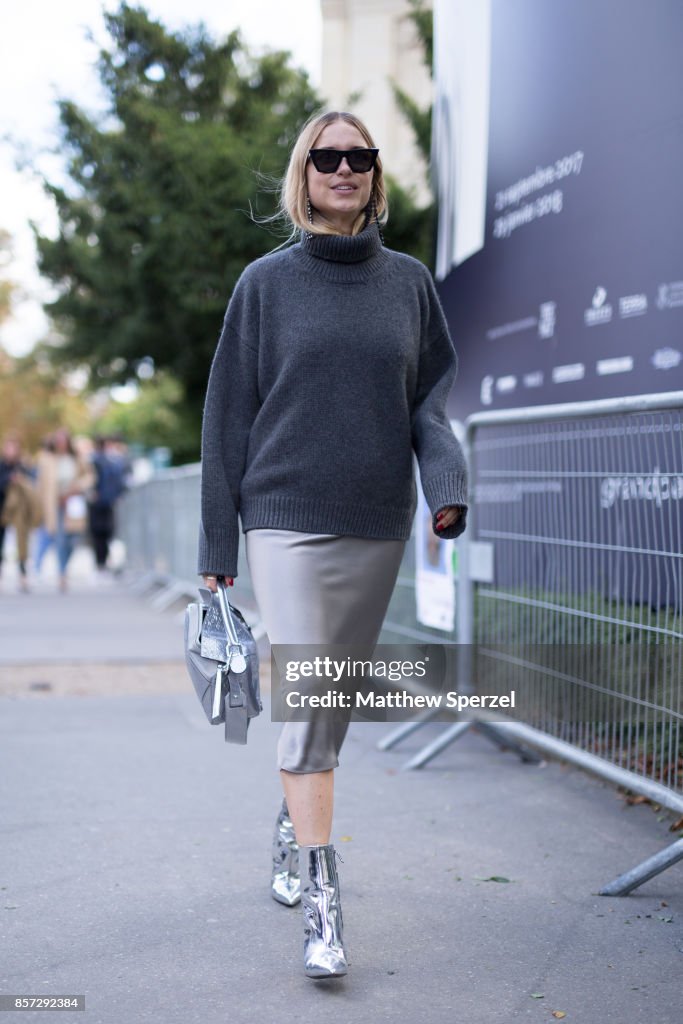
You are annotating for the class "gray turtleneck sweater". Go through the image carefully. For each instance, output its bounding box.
[197,220,469,578]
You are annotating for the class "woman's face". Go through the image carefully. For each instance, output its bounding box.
[53,430,70,454]
[2,439,20,462]
[306,120,374,234]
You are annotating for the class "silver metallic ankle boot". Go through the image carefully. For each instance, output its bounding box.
[270,798,301,906]
[300,843,348,978]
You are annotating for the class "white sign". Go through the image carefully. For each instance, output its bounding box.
[415,485,456,632]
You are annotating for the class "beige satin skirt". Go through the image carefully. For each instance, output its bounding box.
[245,528,406,773]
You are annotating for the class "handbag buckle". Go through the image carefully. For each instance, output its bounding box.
[226,643,247,674]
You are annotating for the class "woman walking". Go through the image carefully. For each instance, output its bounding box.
[197,110,468,979]
[35,428,94,593]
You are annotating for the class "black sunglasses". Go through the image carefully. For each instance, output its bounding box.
[308,148,379,174]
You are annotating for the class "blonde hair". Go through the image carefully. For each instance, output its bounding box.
[280,109,388,237]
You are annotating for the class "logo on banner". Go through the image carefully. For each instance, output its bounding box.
[600,467,683,509]
[656,281,683,309]
[584,286,613,326]
[619,293,647,318]
[538,301,556,338]
[651,347,682,371]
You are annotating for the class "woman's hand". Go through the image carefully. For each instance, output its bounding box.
[201,574,234,593]
[435,506,464,532]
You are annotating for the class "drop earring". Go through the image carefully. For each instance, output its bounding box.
[372,195,385,246]
[306,194,314,237]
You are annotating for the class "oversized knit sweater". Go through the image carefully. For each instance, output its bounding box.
[197,220,469,579]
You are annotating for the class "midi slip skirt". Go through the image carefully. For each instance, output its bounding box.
[245,528,406,773]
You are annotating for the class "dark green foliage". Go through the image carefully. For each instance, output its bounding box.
[392,87,432,163]
[389,0,435,265]
[35,2,439,460]
[392,0,433,163]
[384,176,436,268]
[35,3,319,449]
[407,0,434,70]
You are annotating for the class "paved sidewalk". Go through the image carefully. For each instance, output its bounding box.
[0,570,681,1023]
[0,562,185,668]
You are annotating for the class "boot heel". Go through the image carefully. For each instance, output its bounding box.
[270,798,301,906]
[300,843,348,978]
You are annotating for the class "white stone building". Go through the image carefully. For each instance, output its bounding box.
[319,0,433,207]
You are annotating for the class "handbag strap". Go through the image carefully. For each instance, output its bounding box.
[224,702,249,744]
[216,580,248,674]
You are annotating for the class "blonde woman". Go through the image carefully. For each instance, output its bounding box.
[198,110,468,978]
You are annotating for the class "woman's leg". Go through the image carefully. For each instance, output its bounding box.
[34,527,53,572]
[55,514,76,589]
[279,768,334,845]
[246,528,406,978]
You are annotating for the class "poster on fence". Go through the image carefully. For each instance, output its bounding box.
[415,483,456,632]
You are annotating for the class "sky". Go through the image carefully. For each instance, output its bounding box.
[0,0,322,357]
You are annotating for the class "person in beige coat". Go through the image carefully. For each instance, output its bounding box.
[0,436,40,592]
[34,429,95,592]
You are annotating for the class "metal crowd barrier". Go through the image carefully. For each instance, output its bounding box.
[117,390,683,892]
[381,390,683,894]
[117,463,431,635]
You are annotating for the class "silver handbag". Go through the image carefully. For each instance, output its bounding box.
[184,580,262,744]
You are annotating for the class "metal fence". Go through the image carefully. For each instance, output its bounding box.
[461,392,682,779]
[118,390,683,891]
[394,390,683,894]
[117,462,441,637]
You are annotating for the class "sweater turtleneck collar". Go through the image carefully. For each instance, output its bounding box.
[294,219,390,283]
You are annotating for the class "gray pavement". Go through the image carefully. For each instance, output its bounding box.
[1,565,682,1023]
[0,557,185,666]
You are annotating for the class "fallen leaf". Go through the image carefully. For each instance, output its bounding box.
[669,816,683,832]
[474,875,511,883]
[552,1012,566,1019]
[530,993,544,999]
[625,794,650,805]
[340,835,353,842]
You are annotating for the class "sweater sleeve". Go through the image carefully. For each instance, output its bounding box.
[411,274,469,541]
[197,284,261,579]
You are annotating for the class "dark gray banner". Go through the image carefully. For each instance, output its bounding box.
[433,0,683,418]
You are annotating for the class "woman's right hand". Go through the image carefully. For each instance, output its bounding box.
[201,575,234,593]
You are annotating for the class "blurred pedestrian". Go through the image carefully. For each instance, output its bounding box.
[33,435,56,572]
[35,428,95,592]
[87,435,128,576]
[105,431,133,485]
[0,435,39,592]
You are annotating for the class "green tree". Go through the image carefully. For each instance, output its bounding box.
[34,2,439,460]
[392,0,433,162]
[93,372,197,462]
[34,2,319,455]
[386,0,436,268]
[0,347,92,450]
